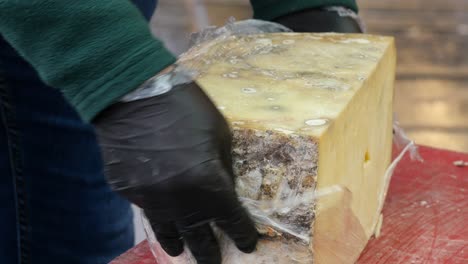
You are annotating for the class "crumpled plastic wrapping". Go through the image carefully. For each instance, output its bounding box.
[121,19,290,102]
[139,19,423,264]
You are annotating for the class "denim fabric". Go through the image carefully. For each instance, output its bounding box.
[0,1,157,263]
[131,0,158,20]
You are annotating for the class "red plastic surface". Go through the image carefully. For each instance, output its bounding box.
[111,146,468,264]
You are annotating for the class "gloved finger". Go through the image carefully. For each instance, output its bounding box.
[153,222,184,257]
[145,210,184,256]
[179,224,221,264]
[215,205,258,253]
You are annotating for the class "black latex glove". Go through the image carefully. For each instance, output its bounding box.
[93,81,258,264]
[273,8,363,33]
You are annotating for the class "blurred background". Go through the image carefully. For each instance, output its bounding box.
[150,0,468,153]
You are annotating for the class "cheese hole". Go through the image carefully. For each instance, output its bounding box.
[364,150,370,164]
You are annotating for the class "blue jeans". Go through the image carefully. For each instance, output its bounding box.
[0,1,157,263]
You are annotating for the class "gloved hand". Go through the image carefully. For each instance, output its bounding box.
[273,7,363,33]
[93,78,258,264]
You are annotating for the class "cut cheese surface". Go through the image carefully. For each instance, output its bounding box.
[189,33,390,138]
[179,33,396,264]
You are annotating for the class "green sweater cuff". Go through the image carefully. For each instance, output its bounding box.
[73,44,176,122]
[250,0,358,21]
[0,0,176,122]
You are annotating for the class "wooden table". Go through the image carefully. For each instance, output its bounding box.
[111,146,468,264]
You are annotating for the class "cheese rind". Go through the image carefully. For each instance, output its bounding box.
[180,33,396,264]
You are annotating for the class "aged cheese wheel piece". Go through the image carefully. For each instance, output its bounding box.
[187,33,396,264]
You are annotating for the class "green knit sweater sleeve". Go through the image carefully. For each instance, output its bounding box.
[0,0,176,121]
[250,0,358,21]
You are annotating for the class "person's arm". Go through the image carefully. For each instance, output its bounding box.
[0,0,175,121]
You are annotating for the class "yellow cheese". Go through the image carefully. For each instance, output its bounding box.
[185,33,396,264]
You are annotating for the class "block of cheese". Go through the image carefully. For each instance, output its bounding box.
[180,33,395,264]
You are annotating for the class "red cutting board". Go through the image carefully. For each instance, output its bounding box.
[111,146,468,264]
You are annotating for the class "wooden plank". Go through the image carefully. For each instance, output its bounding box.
[395,80,468,127]
[360,0,468,11]
[405,131,468,152]
[396,67,468,80]
[394,79,468,152]
[360,10,468,34]
[386,32,467,78]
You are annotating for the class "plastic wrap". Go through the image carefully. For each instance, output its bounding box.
[121,19,290,102]
[120,66,194,102]
[140,20,422,264]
